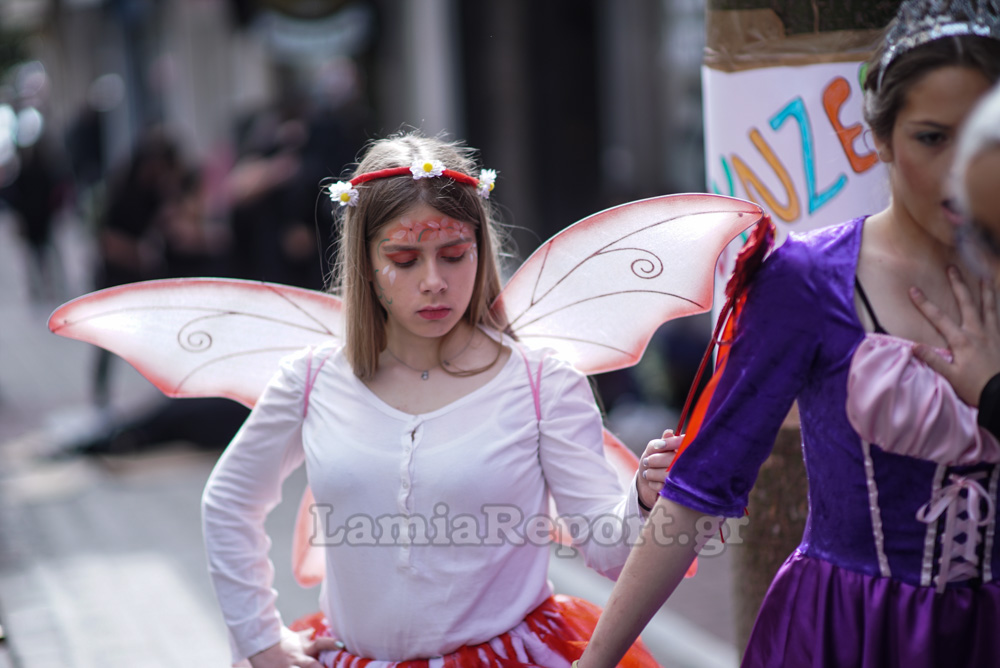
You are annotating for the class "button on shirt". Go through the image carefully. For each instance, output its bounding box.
[202,335,643,663]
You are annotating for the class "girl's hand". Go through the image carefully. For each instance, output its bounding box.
[636,429,682,511]
[248,629,345,668]
[910,267,1000,407]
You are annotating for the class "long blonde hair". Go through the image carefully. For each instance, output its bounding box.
[331,132,510,379]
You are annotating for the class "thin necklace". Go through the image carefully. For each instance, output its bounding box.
[385,331,475,380]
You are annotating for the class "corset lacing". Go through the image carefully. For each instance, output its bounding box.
[916,471,996,593]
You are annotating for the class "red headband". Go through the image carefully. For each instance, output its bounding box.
[351,166,479,189]
[328,160,497,208]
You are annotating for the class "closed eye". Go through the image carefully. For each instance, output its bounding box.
[440,242,473,262]
[385,251,418,267]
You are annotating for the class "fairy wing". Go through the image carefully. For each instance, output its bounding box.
[497,193,764,375]
[48,277,343,408]
[503,193,760,579]
[49,277,342,589]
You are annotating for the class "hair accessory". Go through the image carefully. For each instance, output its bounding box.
[328,181,359,207]
[410,159,445,179]
[327,161,498,207]
[477,169,497,198]
[878,0,1000,90]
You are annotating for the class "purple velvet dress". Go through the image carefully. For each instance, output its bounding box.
[661,218,1000,667]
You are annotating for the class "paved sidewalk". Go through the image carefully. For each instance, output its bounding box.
[0,214,737,667]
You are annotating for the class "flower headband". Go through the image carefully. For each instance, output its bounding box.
[327,159,498,208]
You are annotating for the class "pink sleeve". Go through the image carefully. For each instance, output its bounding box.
[846,335,1000,465]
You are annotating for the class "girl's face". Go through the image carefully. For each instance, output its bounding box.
[369,202,479,342]
[961,146,1000,277]
[878,66,993,246]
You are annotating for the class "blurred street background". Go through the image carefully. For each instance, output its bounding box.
[0,0,903,666]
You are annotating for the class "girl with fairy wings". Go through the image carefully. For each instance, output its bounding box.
[50,132,764,667]
[577,1,1000,667]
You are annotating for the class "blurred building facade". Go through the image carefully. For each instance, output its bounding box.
[1,0,707,258]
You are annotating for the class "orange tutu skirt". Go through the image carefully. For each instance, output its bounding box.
[290,594,659,668]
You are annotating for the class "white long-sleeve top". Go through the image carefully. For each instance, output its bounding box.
[202,334,643,663]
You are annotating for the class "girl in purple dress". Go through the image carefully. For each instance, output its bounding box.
[911,81,1000,440]
[577,1,1000,666]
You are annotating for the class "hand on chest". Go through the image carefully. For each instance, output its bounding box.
[855,216,984,346]
[855,260,981,347]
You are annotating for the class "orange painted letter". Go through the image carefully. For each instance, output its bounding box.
[823,76,878,173]
[731,129,801,223]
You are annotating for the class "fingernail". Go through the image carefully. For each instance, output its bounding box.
[642,469,648,480]
[653,439,666,449]
[335,640,346,649]
[643,457,649,467]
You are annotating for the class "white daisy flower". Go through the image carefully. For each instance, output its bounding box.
[410,159,445,179]
[477,169,497,198]
[327,181,359,207]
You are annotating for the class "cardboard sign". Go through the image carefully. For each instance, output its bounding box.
[703,61,890,311]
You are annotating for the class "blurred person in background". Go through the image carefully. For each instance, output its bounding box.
[91,126,183,408]
[74,62,374,453]
[225,60,370,290]
[63,74,127,245]
[292,57,372,287]
[161,166,232,278]
[64,104,105,203]
[2,129,72,303]
[225,103,309,285]
[0,61,73,304]
[74,151,251,456]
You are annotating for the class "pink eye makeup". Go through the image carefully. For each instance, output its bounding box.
[384,251,419,266]
[439,242,474,260]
